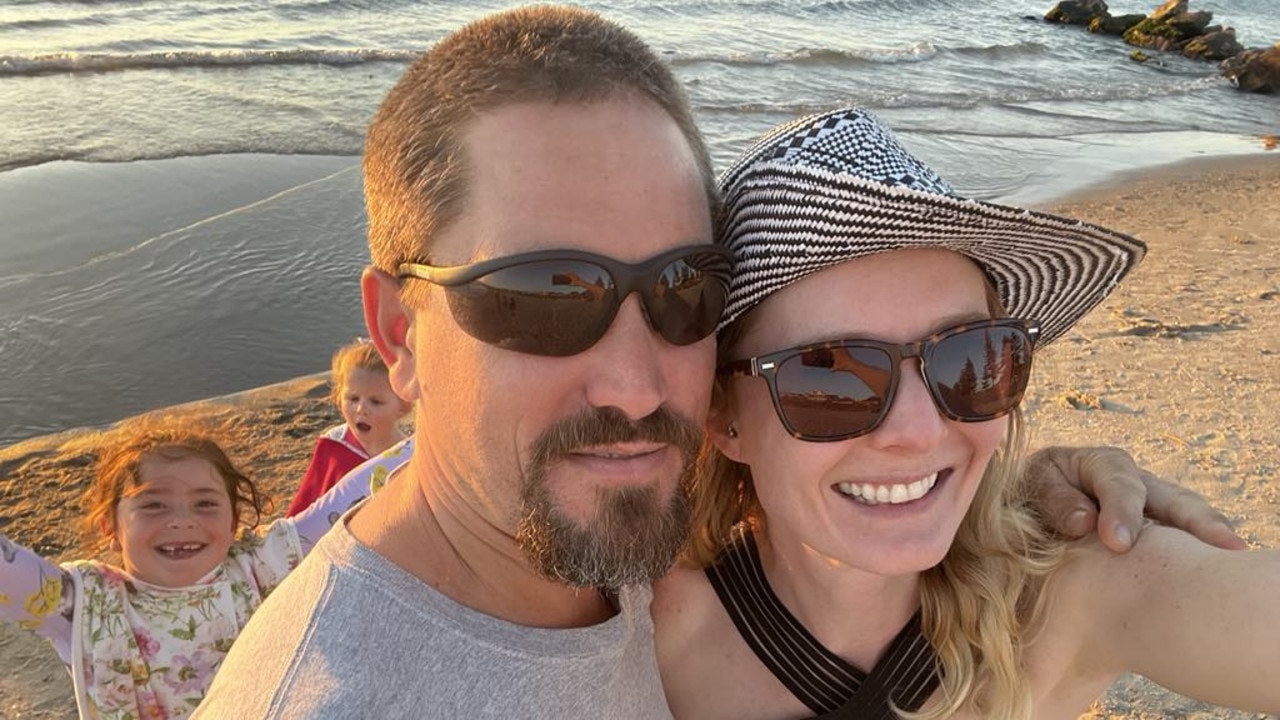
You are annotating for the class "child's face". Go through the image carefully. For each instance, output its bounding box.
[112,454,237,587]
[339,367,405,447]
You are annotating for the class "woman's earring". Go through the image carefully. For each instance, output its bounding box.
[727,424,739,438]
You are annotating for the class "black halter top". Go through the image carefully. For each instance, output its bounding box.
[705,528,940,719]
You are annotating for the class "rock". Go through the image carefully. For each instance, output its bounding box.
[1149,0,1188,23]
[1090,13,1146,35]
[1165,10,1213,36]
[1123,17,1186,51]
[1045,0,1109,25]
[1129,49,1154,63]
[1221,45,1280,93]
[1183,28,1244,61]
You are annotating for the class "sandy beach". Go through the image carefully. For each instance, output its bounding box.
[1,153,1277,719]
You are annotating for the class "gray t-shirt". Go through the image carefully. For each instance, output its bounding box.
[193,514,672,719]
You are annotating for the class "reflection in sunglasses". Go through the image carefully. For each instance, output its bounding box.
[551,272,608,300]
[398,245,730,357]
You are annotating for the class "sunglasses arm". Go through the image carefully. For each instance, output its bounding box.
[717,358,766,379]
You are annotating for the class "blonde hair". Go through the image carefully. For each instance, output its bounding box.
[330,338,390,405]
[907,410,1065,720]
[82,416,267,556]
[688,284,1068,720]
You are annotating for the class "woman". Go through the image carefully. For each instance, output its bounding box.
[653,108,1280,720]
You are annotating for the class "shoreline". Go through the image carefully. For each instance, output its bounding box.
[1048,151,1280,206]
[2,150,1278,720]
[0,372,330,460]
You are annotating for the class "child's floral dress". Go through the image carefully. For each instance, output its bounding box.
[0,436,413,719]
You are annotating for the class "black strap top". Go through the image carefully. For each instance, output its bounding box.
[705,528,940,719]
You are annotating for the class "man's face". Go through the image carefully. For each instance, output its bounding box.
[394,95,715,588]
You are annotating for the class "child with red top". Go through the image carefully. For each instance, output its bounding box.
[285,338,410,517]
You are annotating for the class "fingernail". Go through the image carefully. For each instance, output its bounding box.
[1115,524,1133,548]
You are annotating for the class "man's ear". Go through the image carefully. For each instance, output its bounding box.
[362,267,420,403]
[706,397,746,464]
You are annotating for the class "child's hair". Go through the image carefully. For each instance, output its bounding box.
[330,338,390,404]
[82,416,267,555]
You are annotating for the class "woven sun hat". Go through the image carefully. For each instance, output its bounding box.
[716,107,1146,345]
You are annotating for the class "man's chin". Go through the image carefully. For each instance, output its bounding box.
[516,484,691,589]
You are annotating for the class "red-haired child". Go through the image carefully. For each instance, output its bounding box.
[0,417,397,719]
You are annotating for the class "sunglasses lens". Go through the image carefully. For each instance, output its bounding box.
[647,255,729,347]
[927,324,1032,420]
[446,260,618,356]
[774,345,895,439]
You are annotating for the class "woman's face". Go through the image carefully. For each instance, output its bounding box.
[718,248,1009,576]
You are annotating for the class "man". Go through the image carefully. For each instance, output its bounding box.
[197,6,1240,717]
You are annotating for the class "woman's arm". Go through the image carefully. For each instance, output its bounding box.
[288,437,414,554]
[1069,526,1280,713]
[0,534,74,663]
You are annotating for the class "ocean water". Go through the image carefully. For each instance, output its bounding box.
[1,0,1278,447]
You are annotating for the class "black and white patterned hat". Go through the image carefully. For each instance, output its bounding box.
[716,107,1146,345]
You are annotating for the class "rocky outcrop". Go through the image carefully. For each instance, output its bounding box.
[1123,16,1187,51]
[1221,44,1280,93]
[1183,28,1245,61]
[1089,13,1146,36]
[1044,0,1279,92]
[1148,0,1187,23]
[1122,9,1216,52]
[1165,11,1213,36]
[1045,0,1109,25]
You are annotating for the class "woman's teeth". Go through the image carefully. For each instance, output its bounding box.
[837,472,938,505]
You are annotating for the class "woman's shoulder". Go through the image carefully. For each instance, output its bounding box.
[652,562,716,625]
[653,560,733,664]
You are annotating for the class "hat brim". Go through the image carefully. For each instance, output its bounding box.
[718,162,1146,345]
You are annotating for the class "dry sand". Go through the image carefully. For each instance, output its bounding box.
[1,154,1277,719]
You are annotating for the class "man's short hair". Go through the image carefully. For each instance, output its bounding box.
[363,4,717,285]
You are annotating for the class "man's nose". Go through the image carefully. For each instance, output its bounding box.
[580,294,669,421]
